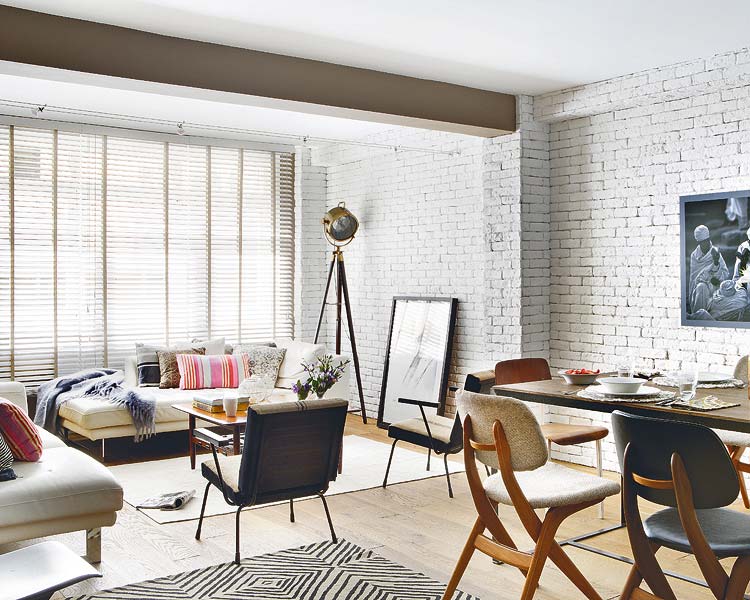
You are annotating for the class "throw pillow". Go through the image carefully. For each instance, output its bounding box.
[273,340,324,389]
[0,399,43,461]
[176,353,251,390]
[189,336,226,355]
[238,346,286,383]
[135,343,165,387]
[0,431,16,481]
[157,347,205,389]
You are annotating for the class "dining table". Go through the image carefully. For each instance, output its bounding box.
[492,375,750,596]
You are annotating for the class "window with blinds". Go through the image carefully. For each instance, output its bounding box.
[0,124,295,386]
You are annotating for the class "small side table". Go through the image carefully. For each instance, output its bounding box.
[172,403,247,469]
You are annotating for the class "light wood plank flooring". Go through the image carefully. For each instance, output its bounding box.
[4,415,745,599]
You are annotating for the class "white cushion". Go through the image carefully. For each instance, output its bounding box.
[715,428,750,448]
[0,382,28,413]
[185,337,225,356]
[391,414,456,444]
[58,387,221,429]
[37,426,66,450]
[484,462,620,509]
[0,446,122,527]
[274,339,325,388]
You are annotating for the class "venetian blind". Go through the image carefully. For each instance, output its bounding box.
[0,124,295,386]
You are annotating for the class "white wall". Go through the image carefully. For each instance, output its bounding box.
[310,131,486,417]
[537,46,750,470]
[295,45,750,471]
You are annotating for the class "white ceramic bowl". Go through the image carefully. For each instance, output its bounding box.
[597,376,644,394]
[558,370,599,385]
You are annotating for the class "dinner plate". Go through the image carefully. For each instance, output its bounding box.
[696,372,733,384]
[596,385,663,398]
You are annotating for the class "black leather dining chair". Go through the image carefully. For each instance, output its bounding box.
[612,410,750,600]
[195,398,348,564]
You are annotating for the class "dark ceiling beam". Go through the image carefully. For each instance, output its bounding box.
[0,5,516,137]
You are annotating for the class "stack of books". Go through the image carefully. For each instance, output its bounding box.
[192,396,249,413]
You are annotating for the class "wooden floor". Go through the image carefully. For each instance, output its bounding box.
[5,415,746,599]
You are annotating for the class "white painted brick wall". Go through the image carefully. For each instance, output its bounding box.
[308,130,487,418]
[536,46,750,471]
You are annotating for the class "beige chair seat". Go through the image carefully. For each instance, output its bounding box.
[390,414,455,444]
[715,428,750,448]
[201,454,243,494]
[484,462,620,509]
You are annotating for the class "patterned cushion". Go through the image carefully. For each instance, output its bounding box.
[0,431,14,470]
[238,346,286,383]
[135,343,166,387]
[0,399,43,461]
[176,353,251,390]
[157,347,205,389]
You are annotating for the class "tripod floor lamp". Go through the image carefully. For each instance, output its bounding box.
[314,202,368,423]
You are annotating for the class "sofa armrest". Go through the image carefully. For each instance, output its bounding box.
[0,382,28,414]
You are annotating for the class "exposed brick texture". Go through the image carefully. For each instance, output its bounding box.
[294,45,750,471]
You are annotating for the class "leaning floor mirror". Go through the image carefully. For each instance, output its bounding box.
[377,296,458,428]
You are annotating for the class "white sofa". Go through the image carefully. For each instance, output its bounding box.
[57,339,351,443]
[0,382,123,562]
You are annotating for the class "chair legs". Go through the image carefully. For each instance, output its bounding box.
[235,505,243,564]
[728,445,750,509]
[443,452,454,498]
[427,447,432,471]
[382,439,397,489]
[289,498,295,523]
[595,439,604,519]
[442,502,601,600]
[195,482,211,541]
[319,494,337,543]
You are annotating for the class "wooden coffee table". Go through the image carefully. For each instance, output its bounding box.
[172,403,247,469]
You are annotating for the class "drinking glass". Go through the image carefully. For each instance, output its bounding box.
[617,355,636,378]
[223,394,238,417]
[676,370,698,406]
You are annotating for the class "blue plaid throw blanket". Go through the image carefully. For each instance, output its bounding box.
[35,369,156,442]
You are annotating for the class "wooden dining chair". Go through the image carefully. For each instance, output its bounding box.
[612,410,750,600]
[714,355,750,509]
[441,390,619,600]
[195,398,348,564]
[495,358,610,518]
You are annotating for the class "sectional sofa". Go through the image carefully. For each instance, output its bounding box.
[57,339,350,446]
[0,382,123,562]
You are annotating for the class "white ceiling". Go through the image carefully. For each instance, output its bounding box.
[5,0,750,94]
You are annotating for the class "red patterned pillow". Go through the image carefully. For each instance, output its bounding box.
[0,399,43,461]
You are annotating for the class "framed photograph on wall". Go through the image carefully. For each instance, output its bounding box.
[377,296,458,429]
[681,190,750,327]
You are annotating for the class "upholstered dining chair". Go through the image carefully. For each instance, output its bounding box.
[495,357,610,518]
[714,355,750,509]
[441,390,619,600]
[612,410,750,600]
[195,398,348,564]
[382,397,462,497]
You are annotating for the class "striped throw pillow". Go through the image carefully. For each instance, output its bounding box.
[0,399,43,461]
[176,353,251,390]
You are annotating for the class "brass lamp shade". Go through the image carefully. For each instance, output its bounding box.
[322,202,358,247]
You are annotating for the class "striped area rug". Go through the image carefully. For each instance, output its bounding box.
[68,540,477,599]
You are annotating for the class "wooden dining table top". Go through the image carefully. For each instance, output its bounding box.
[492,377,750,434]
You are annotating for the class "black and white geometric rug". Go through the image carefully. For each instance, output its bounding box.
[68,540,477,599]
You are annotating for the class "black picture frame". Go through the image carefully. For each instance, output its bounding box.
[377,296,458,429]
[681,190,750,328]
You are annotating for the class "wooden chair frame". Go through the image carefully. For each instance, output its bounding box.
[441,415,603,600]
[726,444,750,509]
[619,443,750,600]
